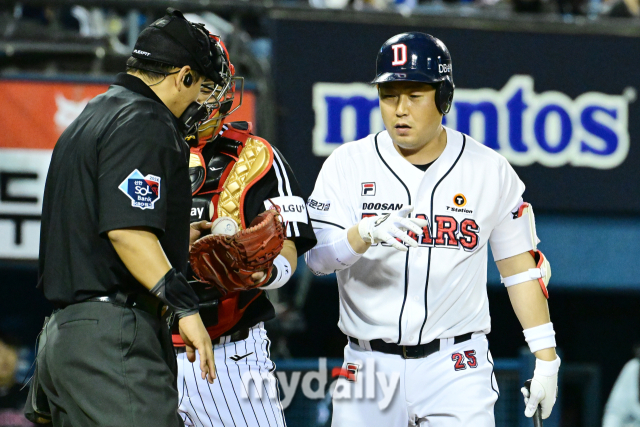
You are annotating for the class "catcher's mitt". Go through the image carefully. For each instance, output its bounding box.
[190,209,285,293]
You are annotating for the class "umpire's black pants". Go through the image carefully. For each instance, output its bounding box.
[38,301,184,427]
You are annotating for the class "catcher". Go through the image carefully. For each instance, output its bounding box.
[172,35,316,427]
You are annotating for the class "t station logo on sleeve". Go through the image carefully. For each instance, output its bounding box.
[119,170,161,210]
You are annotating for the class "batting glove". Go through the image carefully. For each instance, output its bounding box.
[358,206,428,252]
[521,356,561,419]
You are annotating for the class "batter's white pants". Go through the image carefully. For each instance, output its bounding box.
[177,323,286,427]
[332,334,499,427]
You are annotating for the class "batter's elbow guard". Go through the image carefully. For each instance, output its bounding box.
[500,250,551,298]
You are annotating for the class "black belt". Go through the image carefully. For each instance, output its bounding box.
[348,332,474,359]
[175,328,251,353]
[86,291,165,318]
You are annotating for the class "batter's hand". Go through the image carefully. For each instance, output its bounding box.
[358,205,428,251]
[178,313,216,383]
[521,356,561,419]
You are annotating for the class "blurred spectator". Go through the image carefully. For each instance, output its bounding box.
[602,345,640,427]
[0,334,33,427]
[602,0,639,16]
[310,0,352,8]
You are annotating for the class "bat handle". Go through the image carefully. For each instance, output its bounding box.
[524,380,543,427]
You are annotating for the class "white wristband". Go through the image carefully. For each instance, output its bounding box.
[523,322,556,353]
[261,255,292,290]
[534,356,561,377]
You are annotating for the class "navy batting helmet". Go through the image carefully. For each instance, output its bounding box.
[372,32,455,115]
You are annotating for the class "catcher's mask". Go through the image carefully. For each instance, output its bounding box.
[196,36,244,142]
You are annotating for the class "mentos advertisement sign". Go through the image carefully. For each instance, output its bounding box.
[313,76,631,169]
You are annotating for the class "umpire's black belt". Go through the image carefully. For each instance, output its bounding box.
[348,332,474,359]
[85,291,165,317]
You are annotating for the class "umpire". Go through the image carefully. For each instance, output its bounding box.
[36,9,221,427]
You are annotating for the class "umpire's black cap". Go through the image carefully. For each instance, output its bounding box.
[131,8,225,85]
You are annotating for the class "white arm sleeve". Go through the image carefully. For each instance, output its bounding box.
[305,150,360,275]
[305,228,362,276]
[489,158,536,261]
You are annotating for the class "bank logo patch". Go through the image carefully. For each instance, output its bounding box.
[362,182,376,196]
[312,76,630,169]
[453,194,467,207]
[118,170,161,210]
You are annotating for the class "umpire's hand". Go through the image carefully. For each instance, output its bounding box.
[178,313,216,383]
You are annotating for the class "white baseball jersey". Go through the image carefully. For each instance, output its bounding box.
[307,127,534,346]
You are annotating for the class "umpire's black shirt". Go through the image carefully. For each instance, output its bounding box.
[38,73,191,307]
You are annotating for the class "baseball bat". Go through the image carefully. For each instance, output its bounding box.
[524,380,543,427]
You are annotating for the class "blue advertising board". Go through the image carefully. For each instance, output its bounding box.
[270,18,639,214]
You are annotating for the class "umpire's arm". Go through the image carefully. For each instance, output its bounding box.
[108,227,172,288]
[108,227,216,383]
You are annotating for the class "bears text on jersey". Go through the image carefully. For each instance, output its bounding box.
[361,212,480,251]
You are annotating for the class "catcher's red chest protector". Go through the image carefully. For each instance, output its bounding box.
[174,122,275,343]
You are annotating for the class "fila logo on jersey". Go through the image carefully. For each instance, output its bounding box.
[312,76,630,169]
[361,182,376,196]
[391,44,407,66]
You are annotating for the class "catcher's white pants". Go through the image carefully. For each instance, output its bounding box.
[331,334,499,427]
[177,323,286,427]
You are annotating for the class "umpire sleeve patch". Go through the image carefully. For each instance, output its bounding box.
[264,196,309,224]
[118,169,161,210]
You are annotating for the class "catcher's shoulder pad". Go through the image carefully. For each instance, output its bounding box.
[227,121,252,133]
[220,121,253,144]
[217,130,274,229]
[188,151,206,195]
[190,136,243,198]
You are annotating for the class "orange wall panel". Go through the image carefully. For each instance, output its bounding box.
[0,79,256,150]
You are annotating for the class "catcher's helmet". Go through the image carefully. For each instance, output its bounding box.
[197,34,244,140]
[372,32,454,115]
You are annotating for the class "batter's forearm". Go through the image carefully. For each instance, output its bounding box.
[347,224,372,254]
[507,282,557,361]
[107,228,172,290]
[306,227,364,275]
[498,252,557,361]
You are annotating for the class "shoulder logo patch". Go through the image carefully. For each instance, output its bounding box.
[118,170,161,210]
[453,193,467,207]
